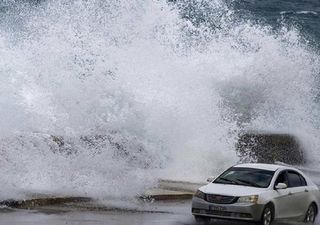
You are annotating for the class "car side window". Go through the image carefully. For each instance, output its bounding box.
[299,174,307,186]
[288,171,303,187]
[275,171,288,187]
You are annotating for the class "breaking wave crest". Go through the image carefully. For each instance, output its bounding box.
[0,0,319,199]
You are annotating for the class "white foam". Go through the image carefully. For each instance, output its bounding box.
[0,0,319,200]
[296,10,318,15]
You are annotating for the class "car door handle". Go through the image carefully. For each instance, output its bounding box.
[305,189,309,192]
[288,192,293,195]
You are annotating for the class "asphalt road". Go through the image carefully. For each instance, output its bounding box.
[0,200,319,225]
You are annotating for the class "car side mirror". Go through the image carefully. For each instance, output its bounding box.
[275,183,287,190]
[206,177,215,183]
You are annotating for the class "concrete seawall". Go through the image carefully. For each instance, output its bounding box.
[0,180,203,209]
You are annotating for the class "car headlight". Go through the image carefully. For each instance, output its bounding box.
[237,195,258,204]
[194,190,205,199]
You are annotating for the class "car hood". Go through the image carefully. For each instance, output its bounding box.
[200,183,268,196]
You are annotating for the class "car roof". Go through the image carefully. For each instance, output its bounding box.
[233,163,292,171]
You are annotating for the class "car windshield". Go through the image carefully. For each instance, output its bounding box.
[214,167,275,188]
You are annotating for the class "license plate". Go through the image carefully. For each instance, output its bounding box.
[210,206,226,211]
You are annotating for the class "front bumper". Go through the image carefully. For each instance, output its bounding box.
[191,196,265,221]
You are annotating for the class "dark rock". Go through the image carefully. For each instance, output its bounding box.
[236,132,304,165]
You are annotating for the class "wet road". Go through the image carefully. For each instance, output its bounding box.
[0,200,319,225]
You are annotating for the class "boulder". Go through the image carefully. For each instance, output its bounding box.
[236,132,304,165]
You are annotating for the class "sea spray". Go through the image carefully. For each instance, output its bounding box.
[0,0,319,200]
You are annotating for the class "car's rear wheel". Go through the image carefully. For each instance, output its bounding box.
[194,215,210,224]
[305,203,317,223]
[258,205,273,225]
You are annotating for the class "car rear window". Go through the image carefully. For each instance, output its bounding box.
[214,167,275,188]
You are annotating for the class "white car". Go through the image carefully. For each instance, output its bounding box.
[192,163,319,225]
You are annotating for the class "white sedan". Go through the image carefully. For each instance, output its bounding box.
[191,163,319,225]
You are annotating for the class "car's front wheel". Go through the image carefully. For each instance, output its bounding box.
[258,205,273,225]
[305,203,317,223]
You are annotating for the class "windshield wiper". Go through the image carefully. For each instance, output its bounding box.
[216,177,241,185]
[235,178,263,188]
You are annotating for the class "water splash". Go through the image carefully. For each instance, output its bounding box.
[0,0,319,199]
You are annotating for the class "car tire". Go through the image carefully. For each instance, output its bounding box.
[257,205,273,225]
[305,203,317,223]
[194,215,210,224]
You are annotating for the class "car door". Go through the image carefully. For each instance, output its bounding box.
[286,171,309,218]
[273,170,296,219]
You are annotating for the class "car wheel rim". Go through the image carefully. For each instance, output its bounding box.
[263,208,272,225]
[306,206,315,222]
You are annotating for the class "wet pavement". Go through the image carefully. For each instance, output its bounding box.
[0,200,319,225]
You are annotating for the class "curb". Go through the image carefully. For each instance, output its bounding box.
[140,189,194,201]
[142,193,193,201]
[137,179,203,201]
[0,197,92,209]
[158,179,204,193]
[141,179,202,201]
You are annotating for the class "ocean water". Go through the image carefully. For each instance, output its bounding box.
[0,0,319,200]
[231,0,320,48]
